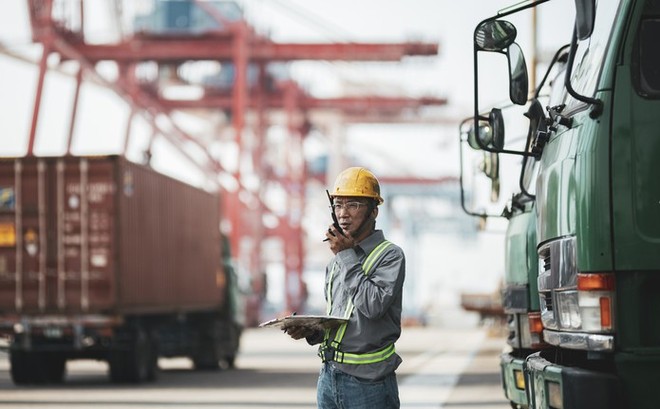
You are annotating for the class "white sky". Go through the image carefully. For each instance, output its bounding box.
[0,0,575,179]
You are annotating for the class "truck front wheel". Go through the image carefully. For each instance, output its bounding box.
[109,328,157,383]
[192,337,221,370]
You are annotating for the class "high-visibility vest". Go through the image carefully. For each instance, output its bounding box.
[320,240,396,365]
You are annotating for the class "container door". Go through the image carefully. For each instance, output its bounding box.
[0,158,116,314]
[0,159,48,313]
[59,157,116,312]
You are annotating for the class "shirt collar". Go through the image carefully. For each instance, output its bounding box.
[356,230,385,256]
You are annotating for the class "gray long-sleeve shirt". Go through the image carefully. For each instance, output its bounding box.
[311,230,406,380]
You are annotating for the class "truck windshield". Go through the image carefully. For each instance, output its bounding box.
[565,1,622,110]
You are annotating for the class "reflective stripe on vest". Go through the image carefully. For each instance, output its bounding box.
[325,343,396,365]
[322,240,394,364]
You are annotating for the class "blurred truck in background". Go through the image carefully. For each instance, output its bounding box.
[459,98,544,407]
[460,41,570,407]
[0,155,242,384]
[468,0,660,407]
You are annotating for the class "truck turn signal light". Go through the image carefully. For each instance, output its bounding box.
[577,273,615,291]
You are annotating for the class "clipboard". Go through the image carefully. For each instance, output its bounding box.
[258,314,348,331]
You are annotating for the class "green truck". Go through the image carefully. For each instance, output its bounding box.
[468,0,660,407]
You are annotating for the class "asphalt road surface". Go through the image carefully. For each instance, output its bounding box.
[0,326,510,409]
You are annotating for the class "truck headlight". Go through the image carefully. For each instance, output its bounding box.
[556,291,581,330]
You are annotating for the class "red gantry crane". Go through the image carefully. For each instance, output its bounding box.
[21,0,445,322]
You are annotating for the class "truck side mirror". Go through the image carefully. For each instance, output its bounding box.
[507,43,529,105]
[489,108,505,150]
[574,0,595,40]
[468,108,505,151]
[475,20,517,52]
[474,20,529,106]
[472,18,533,157]
[467,120,492,150]
[458,116,505,218]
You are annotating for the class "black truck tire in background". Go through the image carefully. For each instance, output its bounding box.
[10,349,67,385]
[192,318,240,371]
[109,326,158,383]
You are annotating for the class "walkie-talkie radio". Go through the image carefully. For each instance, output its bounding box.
[324,190,344,241]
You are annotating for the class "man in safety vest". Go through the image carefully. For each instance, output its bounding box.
[287,167,406,409]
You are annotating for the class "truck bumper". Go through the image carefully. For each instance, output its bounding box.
[500,352,528,407]
[525,351,621,409]
[1,314,120,353]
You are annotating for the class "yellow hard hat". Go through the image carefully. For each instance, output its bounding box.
[331,167,384,204]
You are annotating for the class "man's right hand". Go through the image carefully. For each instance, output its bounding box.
[325,224,355,254]
[284,326,315,340]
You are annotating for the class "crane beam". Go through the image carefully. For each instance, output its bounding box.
[300,96,448,111]
[153,94,447,111]
[61,39,438,63]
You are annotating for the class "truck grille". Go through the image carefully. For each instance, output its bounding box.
[541,292,553,311]
[542,255,551,272]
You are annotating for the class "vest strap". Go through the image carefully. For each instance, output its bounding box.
[319,343,396,365]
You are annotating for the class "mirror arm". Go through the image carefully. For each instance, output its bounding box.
[473,44,482,152]
[519,183,536,201]
[565,26,604,118]
[477,142,538,158]
[518,133,537,200]
[496,0,551,18]
[534,44,571,99]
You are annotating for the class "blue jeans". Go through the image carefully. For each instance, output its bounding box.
[317,363,400,409]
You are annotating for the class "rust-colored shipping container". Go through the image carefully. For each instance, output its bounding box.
[0,156,241,384]
[0,155,224,314]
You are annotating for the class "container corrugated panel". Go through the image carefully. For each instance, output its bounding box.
[0,156,224,315]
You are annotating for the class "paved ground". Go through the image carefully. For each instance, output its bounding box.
[398,326,509,409]
[0,325,510,408]
[443,331,510,408]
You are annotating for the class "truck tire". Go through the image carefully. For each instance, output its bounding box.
[9,351,66,384]
[224,354,236,369]
[10,350,37,385]
[109,328,157,383]
[192,326,221,370]
[223,323,241,369]
[43,353,67,383]
[146,330,159,381]
[192,319,240,370]
[192,338,221,370]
